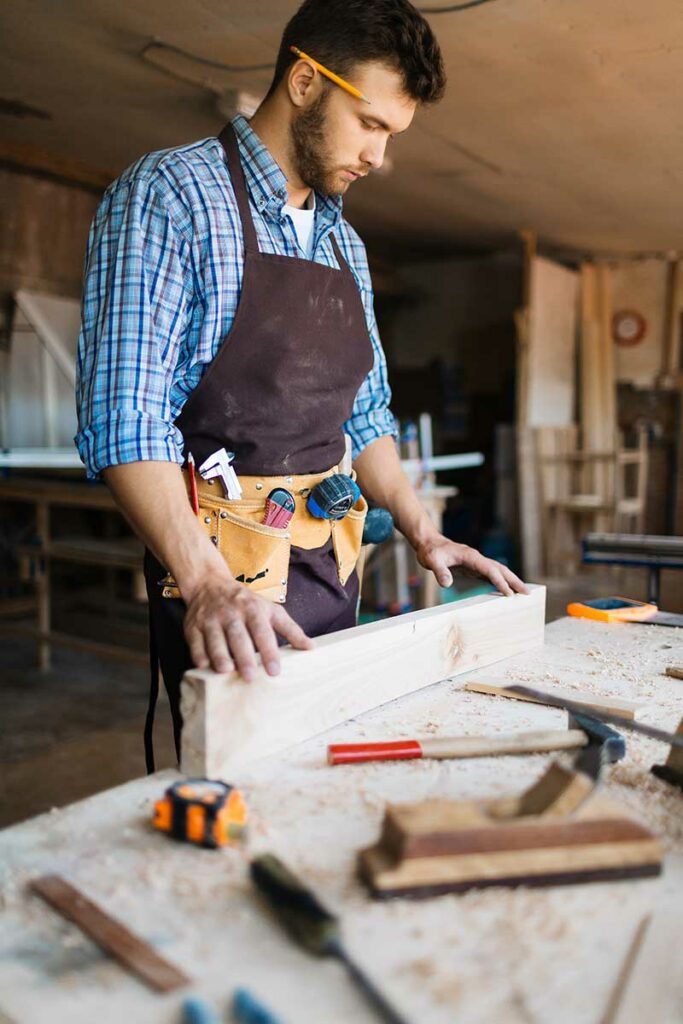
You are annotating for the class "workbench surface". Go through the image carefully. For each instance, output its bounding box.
[1,616,682,1023]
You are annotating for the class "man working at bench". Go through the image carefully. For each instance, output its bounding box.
[76,0,526,765]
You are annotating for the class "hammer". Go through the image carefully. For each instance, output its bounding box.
[327,713,625,765]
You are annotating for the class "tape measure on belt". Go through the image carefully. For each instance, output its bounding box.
[307,473,361,520]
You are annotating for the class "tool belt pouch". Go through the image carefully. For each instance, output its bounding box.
[161,498,291,604]
[330,493,368,586]
[162,471,367,600]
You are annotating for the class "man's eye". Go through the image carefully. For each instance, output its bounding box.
[361,120,374,130]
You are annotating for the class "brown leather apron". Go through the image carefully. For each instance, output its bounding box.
[144,122,374,770]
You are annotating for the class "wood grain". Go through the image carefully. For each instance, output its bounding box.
[181,586,546,777]
[30,875,189,993]
[463,680,642,719]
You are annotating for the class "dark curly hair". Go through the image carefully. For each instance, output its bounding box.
[266,0,446,105]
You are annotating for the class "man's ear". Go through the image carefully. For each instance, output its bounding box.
[287,58,323,108]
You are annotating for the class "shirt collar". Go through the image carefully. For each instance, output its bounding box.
[230,115,342,231]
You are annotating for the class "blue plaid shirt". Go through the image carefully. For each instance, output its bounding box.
[75,115,396,478]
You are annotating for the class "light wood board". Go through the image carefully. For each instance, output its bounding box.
[517,255,579,578]
[181,586,546,778]
[463,680,643,719]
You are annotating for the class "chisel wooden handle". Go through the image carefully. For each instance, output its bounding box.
[328,729,588,765]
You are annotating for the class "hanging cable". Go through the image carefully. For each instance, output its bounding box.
[143,1,500,76]
[419,0,500,12]
[141,40,275,73]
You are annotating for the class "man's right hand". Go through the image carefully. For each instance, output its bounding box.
[182,570,313,678]
[102,461,313,679]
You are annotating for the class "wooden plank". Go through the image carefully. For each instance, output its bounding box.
[180,586,546,778]
[463,680,642,720]
[30,875,189,993]
[660,256,682,383]
[517,255,579,579]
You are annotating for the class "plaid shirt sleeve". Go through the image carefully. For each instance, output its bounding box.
[75,174,192,478]
[338,225,398,460]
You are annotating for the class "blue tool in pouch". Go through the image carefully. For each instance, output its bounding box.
[307,473,361,520]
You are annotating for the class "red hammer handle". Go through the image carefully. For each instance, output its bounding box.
[327,740,423,765]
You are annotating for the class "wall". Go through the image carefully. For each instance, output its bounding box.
[611,259,669,387]
[391,253,522,372]
[0,167,99,298]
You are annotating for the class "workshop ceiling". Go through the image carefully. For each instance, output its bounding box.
[2,0,683,259]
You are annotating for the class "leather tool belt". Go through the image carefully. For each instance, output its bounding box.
[161,466,368,603]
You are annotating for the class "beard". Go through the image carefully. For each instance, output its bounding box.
[290,92,345,197]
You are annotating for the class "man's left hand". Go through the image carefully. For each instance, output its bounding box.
[415,535,528,597]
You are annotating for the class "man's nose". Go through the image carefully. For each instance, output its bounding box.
[360,138,386,171]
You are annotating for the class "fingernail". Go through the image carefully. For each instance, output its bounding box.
[266,660,280,676]
[242,667,255,681]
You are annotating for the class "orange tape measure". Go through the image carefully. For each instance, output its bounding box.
[153,779,247,849]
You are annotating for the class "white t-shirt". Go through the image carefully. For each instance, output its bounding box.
[283,192,316,260]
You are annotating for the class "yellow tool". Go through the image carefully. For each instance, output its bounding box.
[153,779,247,849]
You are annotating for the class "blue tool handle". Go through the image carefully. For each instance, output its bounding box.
[182,997,220,1024]
[233,987,285,1024]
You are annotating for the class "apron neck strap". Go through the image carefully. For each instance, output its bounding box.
[218,122,259,253]
[219,122,353,276]
[329,232,351,274]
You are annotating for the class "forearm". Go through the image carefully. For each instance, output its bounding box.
[102,461,233,598]
[353,436,438,547]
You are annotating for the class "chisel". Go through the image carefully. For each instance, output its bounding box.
[250,854,409,1024]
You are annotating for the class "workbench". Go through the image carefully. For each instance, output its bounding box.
[1,616,681,1023]
[0,476,145,668]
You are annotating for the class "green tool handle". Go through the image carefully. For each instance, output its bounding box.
[331,940,411,1024]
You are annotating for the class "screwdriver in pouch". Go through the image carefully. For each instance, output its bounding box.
[250,854,410,1024]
